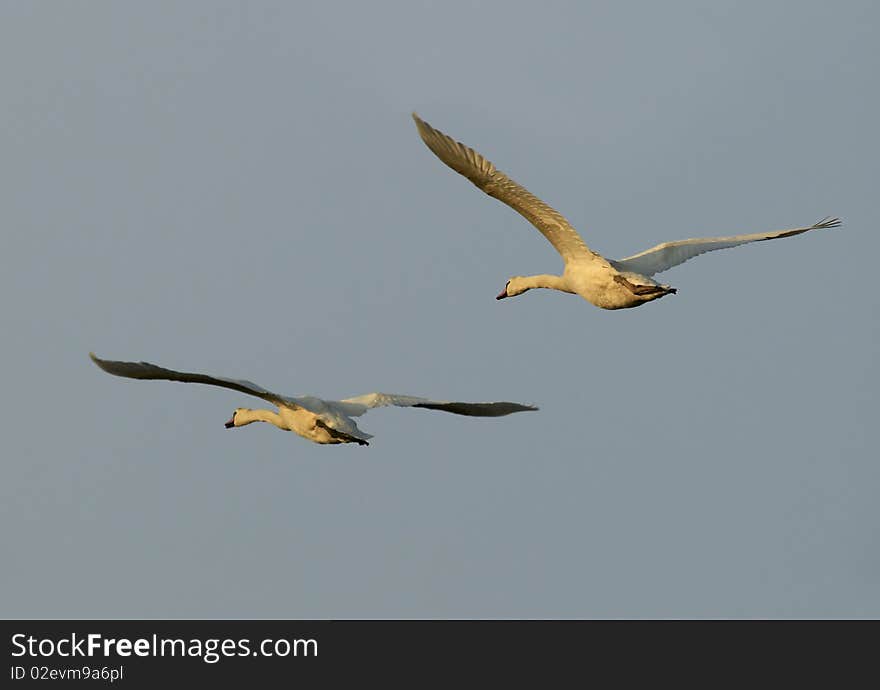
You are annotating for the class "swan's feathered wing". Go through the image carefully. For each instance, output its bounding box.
[412,113,607,266]
[89,352,288,406]
[337,392,538,418]
[613,217,841,277]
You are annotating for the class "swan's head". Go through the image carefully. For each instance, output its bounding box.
[225,407,249,428]
[496,277,529,300]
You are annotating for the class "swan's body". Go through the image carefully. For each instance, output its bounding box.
[412,113,841,310]
[90,353,537,446]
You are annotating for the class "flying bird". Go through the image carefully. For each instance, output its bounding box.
[412,112,841,310]
[89,352,537,446]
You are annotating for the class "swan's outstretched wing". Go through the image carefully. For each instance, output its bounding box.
[338,392,538,418]
[613,217,841,277]
[89,352,288,407]
[412,113,607,265]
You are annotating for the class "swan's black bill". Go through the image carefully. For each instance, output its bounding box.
[224,416,235,429]
[496,289,509,300]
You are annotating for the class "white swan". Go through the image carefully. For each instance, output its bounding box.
[412,113,841,310]
[90,353,537,446]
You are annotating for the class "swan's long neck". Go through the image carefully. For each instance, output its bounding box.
[512,274,572,295]
[235,408,286,429]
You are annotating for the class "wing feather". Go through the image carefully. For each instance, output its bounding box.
[339,392,538,417]
[89,352,288,407]
[614,217,841,277]
[412,113,605,264]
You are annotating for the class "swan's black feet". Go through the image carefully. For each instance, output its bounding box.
[614,275,676,297]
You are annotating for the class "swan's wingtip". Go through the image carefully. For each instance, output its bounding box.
[412,112,431,132]
[815,216,843,229]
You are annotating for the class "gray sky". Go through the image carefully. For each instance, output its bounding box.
[2,0,877,618]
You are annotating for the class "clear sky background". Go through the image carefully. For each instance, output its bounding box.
[2,1,877,618]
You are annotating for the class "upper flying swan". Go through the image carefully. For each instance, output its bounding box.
[412,112,841,310]
[90,352,537,446]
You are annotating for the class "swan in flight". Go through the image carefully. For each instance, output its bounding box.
[89,352,537,446]
[412,113,841,310]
